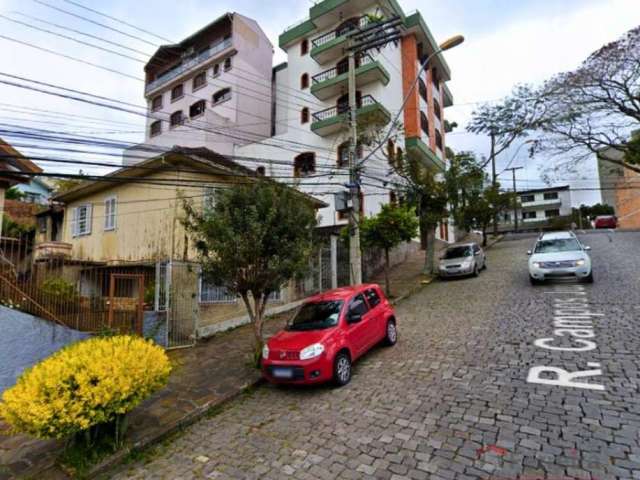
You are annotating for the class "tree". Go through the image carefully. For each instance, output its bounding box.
[52,170,87,194]
[5,187,24,201]
[393,150,449,276]
[467,85,541,233]
[464,185,515,246]
[445,151,486,231]
[360,205,418,297]
[518,26,640,174]
[183,182,317,350]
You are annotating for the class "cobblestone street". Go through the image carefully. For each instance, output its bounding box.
[110,231,640,480]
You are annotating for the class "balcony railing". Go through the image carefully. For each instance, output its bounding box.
[311,15,371,49]
[145,38,233,93]
[311,54,374,84]
[312,95,378,123]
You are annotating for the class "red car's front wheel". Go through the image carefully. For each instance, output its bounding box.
[333,352,352,386]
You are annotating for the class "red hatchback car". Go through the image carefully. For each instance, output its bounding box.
[262,284,397,387]
[594,215,617,229]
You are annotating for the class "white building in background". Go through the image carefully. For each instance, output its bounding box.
[501,185,573,230]
[235,0,456,235]
[123,13,274,164]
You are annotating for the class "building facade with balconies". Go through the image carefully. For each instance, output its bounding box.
[123,13,274,165]
[500,185,573,231]
[235,0,455,233]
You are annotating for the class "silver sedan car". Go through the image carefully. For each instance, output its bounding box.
[438,243,486,279]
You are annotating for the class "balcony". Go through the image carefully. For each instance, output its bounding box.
[145,38,234,95]
[311,95,390,137]
[310,54,390,100]
[34,241,72,261]
[310,15,371,64]
[405,137,445,171]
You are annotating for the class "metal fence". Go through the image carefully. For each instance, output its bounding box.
[0,233,154,335]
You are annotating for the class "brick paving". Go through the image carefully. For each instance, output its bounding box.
[1,240,442,480]
[107,232,640,480]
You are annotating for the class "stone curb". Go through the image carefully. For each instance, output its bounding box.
[84,378,265,479]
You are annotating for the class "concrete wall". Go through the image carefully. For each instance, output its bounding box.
[0,305,89,394]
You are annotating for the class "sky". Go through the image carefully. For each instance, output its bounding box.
[0,0,639,206]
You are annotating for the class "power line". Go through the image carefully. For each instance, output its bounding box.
[32,0,159,47]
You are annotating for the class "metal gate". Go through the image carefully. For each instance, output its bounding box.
[108,273,144,335]
[156,261,198,349]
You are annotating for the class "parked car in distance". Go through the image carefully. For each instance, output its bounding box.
[438,242,486,279]
[528,231,593,285]
[262,284,397,387]
[594,215,617,229]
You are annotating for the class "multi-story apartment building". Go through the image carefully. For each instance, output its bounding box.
[235,0,455,232]
[124,13,274,164]
[500,185,573,231]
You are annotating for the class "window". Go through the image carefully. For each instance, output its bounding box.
[151,95,163,112]
[545,209,560,218]
[294,152,315,177]
[338,142,349,168]
[150,120,162,137]
[337,142,361,168]
[170,110,184,127]
[387,139,396,166]
[171,84,184,101]
[223,57,232,71]
[300,73,309,89]
[521,194,535,203]
[104,197,116,231]
[420,112,429,136]
[72,204,92,237]
[389,191,397,206]
[190,100,206,118]
[300,39,309,56]
[523,211,537,220]
[37,216,47,234]
[544,192,559,200]
[256,166,266,176]
[212,88,231,105]
[434,99,442,120]
[301,107,309,124]
[418,78,428,103]
[192,71,207,91]
[435,130,443,151]
[199,276,236,303]
[213,63,220,77]
[432,68,440,90]
[203,186,216,212]
[396,147,403,169]
[364,288,381,308]
[348,294,369,319]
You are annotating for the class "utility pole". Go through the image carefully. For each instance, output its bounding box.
[504,166,523,233]
[489,132,498,236]
[343,16,403,285]
[347,47,362,285]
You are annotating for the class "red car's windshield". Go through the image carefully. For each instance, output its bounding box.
[286,300,344,332]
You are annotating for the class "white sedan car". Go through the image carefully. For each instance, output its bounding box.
[528,232,593,285]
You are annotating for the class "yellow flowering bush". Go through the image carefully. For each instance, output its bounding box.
[0,336,171,440]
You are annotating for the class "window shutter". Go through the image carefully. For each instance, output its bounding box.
[71,207,78,237]
[86,204,93,235]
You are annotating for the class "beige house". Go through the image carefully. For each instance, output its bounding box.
[37,147,326,345]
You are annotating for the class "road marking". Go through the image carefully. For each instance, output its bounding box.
[527,284,606,391]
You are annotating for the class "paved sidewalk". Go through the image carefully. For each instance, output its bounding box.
[1,239,462,480]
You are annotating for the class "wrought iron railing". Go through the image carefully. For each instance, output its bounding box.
[145,38,233,93]
[311,54,374,84]
[312,95,378,123]
[311,15,372,49]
